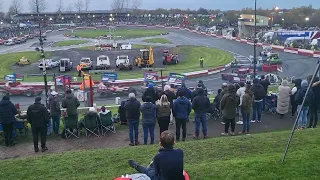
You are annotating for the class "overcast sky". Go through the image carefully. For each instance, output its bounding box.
[0,0,319,12]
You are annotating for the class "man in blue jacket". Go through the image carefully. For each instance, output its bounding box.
[173,91,191,141]
[0,96,18,146]
[128,130,185,180]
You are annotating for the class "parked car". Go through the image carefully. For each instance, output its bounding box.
[96,55,110,69]
[39,59,59,70]
[59,58,73,72]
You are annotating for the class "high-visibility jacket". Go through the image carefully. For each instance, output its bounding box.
[199,57,204,61]
[80,79,95,90]
[76,65,82,71]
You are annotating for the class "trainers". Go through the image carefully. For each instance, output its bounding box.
[221,132,229,136]
[34,147,39,153]
[135,141,140,146]
[230,132,235,136]
[236,121,243,125]
[250,120,256,123]
[128,160,139,169]
[41,147,48,152]
[221,122,225,125]
[257,120,262,123]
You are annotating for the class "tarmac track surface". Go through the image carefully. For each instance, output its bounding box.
[4,27,317,108]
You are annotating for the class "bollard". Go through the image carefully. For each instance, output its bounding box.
[115,97,120,105]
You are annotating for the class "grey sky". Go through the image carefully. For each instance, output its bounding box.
[1,0,319,12]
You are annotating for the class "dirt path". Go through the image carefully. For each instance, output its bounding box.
[0,113,296,160]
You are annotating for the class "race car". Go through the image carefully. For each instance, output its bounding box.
[0,82,43,97]
[38,59,59,70]
[221,73,245,83]
[267,53,283,65]
[260,45,272,56]
[96,82,136,97]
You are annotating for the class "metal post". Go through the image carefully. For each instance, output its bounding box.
[281,59,320,163]
[253,0,257,77]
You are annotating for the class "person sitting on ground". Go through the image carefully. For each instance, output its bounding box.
[79,107,99,130]
[128,130,184,180]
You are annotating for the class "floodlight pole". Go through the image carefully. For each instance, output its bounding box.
[281,59,320,163]
[37,1,49,108]
[253,0,257,77]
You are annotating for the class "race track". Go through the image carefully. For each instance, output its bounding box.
[1,27,316,109]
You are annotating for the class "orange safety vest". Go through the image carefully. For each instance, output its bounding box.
[80,79,95,90]
[76,65,81,71]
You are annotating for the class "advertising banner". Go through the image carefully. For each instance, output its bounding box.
[101,73,117,82]
[4,73,24,82]
[144,72,159,83]
[167,73,186,85]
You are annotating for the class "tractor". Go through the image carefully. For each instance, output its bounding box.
[16,57,31,66]
[162,50,179,65]
[134,47,154,68]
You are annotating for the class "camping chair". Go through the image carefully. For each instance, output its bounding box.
[99,111,116,136]
[83,113,100,137]
[63,115,80,138]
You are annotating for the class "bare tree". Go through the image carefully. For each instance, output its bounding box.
[111,0,126,13]
[56,0,64,12]
[0,0,3,12]
[84,0,92,12]
[10,0,22,14]
[75,0,84,13]
[29,0,47,13]
[66,3,73,12]
[131,0,142,15]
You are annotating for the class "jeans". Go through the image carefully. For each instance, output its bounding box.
[158,116,170,135]
[1,122,14,146]
[194,113,207,137]
[309,104,318,128]
[135,163,156,179]
[175,118,187,140]
[224,117,235,133]
[51,116,60,134]
[297,105,309,128]
[143,124,155,145]
[241,108,250,133]
[252,101,263,121]
[128,120,139,144]
[32,125,47,149]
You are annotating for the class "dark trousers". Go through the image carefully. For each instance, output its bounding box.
[78,70,81,77]
[175,118,187,140]
[157,116,170,135]
[128,120,139,144]
[224,117,235,133]
[32,126,47,149]
[309,104,319,128]
[2,122,14,146]
[292,102,298,116]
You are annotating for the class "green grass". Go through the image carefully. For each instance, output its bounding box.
[53,40,88,47]
[0,51,51,81]
[1,128,320,179]
[67,29,168,39]
[143,38,173,44]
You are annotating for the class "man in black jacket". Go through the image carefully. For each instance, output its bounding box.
[260,75,270,111]
[125,93,141,146]
[142,83,158,104]
[0,96,17,146]
[27,97,50,152]
[192,88,210,139]
[250,79,266,123]
[49,91,61,135]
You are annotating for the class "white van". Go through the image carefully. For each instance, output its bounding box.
[5,39,15,46]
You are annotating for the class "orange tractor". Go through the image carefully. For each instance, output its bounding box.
[162,50,179,65]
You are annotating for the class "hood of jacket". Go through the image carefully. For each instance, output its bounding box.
[176,96,188,104]
[66,94,74,99]
[294,79,302,89]
[301,80,308,89]
[0,100,11,106]
[129,97,137,102]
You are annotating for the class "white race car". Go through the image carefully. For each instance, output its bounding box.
[260,46,272,56]
[39,59,59,69]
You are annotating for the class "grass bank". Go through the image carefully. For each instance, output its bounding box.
[67,29,168,39]
[0,128,319,179]
[143,38,173,44]
[53,40,88,47]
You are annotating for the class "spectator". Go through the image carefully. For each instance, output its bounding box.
[140,96,156,145]
[162,85,176,125]
[309,77,320,128]
[142,84,158,104]
[277,79,292,119]
[191,84,202,101]
[125,93,141,146]
[27,97,50,152]
[198,80,208,96]
[251,79,266,123]
[213,89,222,110]
[156,94,171,135]
[0,96,17,147]
[240,85,255,134]
[192,88,210,139]
[295,80,314,129]
[291,79,302,117]
[260,75,271,110]
[220,83,228,99]
[236,82,246,125]
[128,131,184,180]
[62,89,80,119]
[176,83,192,100]
[173,91,191,141]
[220,84,240,136]
[118,100,128,124]
[49,91,61,135]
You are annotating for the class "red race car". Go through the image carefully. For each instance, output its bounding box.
[0,82,43,97]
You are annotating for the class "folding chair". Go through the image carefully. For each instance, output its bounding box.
[63,115,80,138]
[83,113,100,137]
[99,111,116,136]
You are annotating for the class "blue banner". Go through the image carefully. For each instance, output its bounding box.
[4,73,24,82]
[144,72,159,83]
[101,73,117,82]
[167,73,186,85]
[55,75,72,86]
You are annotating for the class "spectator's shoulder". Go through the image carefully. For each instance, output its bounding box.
[174,148,184,155]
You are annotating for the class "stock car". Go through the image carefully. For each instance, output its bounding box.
[0,82,43,97]
[95,82,136,97]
